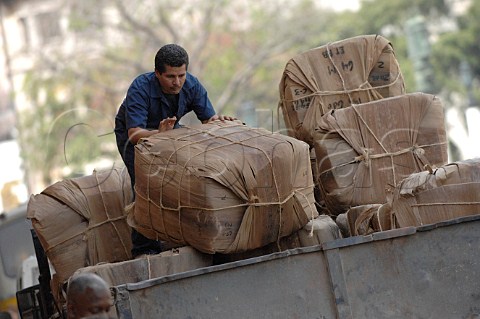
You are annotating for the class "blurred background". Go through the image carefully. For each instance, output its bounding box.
[0,0,479,210]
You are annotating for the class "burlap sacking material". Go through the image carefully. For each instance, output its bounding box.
[27,167,133,284]
[129,121,317,254]
[389,158,480,227]
[74,246,212,287]
[313,92,448,216]
[337,204,382,237]
[214,214,341,263]
[279,34,405,145]
[297,214,342,246]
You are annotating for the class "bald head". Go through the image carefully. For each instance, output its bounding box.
[67,273,112,319]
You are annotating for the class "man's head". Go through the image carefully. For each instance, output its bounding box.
[155,44,189,73]
[67,273,112,319]
[155,44,189,94]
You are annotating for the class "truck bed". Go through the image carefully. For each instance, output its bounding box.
[112,214,480,319]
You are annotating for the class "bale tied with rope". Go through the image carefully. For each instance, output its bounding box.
[387,158,480,227]
[279,34,405,146]
[313,92,448,216]
[128,121,318,254]
[27,167,133,305]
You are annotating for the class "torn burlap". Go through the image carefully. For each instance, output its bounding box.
[389,158,480,227]
[313,93,448,216]
[279,34,405,145]
[27,167,133,284]
[129,121,317,254]
[340,204,382,236]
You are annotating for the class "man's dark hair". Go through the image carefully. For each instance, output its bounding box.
[155,44,189,73]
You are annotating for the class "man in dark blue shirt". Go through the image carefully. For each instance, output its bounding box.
[115,44,234,257]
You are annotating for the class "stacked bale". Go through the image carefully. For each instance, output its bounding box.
[313,93,448,215]
[74,246,213,286]
[279,34,405,145]
[386,158,480,227]
[27,167,133,306]
[129,121,318,254]
[278,34,460,235]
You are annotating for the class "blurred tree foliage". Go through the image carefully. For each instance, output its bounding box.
[18,0,339,184]
[17,0,479,185]
[430,0,480,103]
[19,73,99,184]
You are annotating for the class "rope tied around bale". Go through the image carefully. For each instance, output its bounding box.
[45,215,128,254]
[278,41,403,106]
[137,123,315,249]
[44,169,131,256]
[94,170,130,257]
[412,202,480,207]
[354,144,426,164]
[319,141,447,188]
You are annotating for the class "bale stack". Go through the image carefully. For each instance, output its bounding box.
[129,121,318,254]
[278,34,463,235]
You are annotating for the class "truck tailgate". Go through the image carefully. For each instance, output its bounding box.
[113,215,480,319]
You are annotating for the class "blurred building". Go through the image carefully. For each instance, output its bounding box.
[0,0,112,207]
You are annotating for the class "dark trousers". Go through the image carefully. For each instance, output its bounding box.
[131,229,162,258]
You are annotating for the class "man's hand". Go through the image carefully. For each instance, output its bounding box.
[204,114,237,123]
[159,116,177,132]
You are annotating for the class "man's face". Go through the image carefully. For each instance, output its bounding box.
[155,64,187,94]
[69,287,112,319]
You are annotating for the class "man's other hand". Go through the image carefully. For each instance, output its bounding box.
[159,116,177,132]
[205,114,237,123]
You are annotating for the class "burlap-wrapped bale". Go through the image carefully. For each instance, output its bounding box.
[389,158,480,227]
[74,246,212,286]
[129,121,317,254]
[279,34,405,145]
[27,167,133,284]
[313,92,448,216]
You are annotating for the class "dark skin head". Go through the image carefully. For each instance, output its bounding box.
[67,273,112,319]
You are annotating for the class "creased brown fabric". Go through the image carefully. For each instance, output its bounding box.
[279,34,405,145]
[129,121,317,254]
[389,158,480,227]
[74,246,212,287]
[27,167,133,283]
[313,93,448,215]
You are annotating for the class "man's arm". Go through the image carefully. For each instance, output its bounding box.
[128,116,177,144]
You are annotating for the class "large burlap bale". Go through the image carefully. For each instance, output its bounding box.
[27,167,133,284]
[129,121,318,254]
[313,92,448,215]
[74,246,212,286]
[279,34,405,145]
[389,158,480,227]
